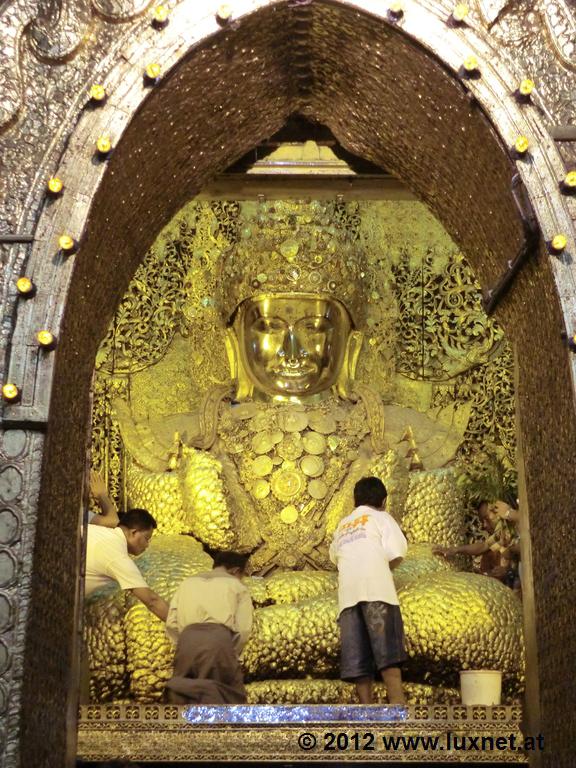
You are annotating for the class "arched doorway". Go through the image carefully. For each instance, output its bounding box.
[1,2,575,766]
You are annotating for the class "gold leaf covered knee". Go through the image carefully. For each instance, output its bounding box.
[400,571,524,688]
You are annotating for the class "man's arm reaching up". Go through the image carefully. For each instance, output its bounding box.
[89,470,120,528]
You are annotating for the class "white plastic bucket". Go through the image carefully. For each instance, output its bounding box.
[460,670,502,705]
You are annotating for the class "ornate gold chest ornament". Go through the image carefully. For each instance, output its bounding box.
[218,393,372,571]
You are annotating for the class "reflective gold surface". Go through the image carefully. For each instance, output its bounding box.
[86,541,523,701]
[237,295,351,399]
[217,201,369,327]
[88,200,522,704]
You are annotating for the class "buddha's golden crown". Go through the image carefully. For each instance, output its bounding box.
[216,200,369,326]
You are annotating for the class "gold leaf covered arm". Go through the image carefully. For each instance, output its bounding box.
[383,403,470,469]
[216,447,263,552]
[112,398,201,472]
[180,448,235,550]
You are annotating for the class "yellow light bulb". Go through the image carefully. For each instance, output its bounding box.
[36,330,55,347]
[514,136,529,154]
[2,383,19,402]
[16,277,34,295]
[47,177,63,194]
[453,3,469,21]
[216,4,232,22]
[145,62,162,80]
[519,79,534,96]
[152,4,169,22]
[564,171,576,188]
[551,234,567,252]
[89,84,106,101]
[389,1,403,14]
[58,234,75,252]
[96,136,112,154]
[463,55,478,72]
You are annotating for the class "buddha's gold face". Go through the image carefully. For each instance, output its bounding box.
[237,294,352,398]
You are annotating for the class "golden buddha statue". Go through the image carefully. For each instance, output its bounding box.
[86,201,524,704]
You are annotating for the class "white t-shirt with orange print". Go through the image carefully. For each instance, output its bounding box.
[329,504,407,614]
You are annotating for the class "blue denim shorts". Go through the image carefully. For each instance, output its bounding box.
[338,601,407,682]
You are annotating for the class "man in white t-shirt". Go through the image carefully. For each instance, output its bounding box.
[85,507,168,621]
[164,551,253,704]
[330,476,407,705]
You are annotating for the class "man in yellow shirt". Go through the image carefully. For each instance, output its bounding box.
[165,552,253,704]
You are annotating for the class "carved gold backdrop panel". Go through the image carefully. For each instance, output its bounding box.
[91,198,516,511]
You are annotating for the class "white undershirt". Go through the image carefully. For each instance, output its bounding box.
[84,526,148,597]
[329,504,407,613]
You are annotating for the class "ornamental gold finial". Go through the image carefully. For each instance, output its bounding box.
[216,200,370,327]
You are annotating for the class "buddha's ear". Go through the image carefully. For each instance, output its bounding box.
[224,326,253,400]
[224,327,239,381]
[336,330,364,399]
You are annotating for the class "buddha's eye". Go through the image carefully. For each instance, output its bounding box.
[252,317,286,334]
[296,317,331,333]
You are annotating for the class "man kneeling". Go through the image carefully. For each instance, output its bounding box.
[164,551,253,704]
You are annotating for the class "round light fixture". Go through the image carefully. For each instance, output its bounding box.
[453,3,469,21]
[145,62,162,80]
[16,277,35,296]
[89,84,107,102]
[47,177,63,194]
[551,234,567,253]
[58,234,75,252]
[96,136,112,154]
[216,4,232,23]
[152,4,169,23]
[2,384,19,402]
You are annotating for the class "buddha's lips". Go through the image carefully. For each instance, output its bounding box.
[270,363,316,378]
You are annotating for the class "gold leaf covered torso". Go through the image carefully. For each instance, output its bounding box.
[216,394,372,572]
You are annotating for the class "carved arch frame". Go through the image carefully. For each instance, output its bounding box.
[1,1,576,766]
